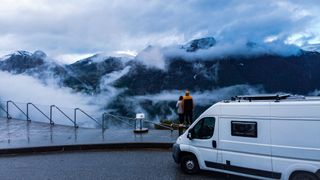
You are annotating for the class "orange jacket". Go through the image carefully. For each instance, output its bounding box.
[182,95,194,112]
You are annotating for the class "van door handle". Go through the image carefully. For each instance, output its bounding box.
[212,140,217,148]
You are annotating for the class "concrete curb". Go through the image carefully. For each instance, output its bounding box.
[0,142,174,156]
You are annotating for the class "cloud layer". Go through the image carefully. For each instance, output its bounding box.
[0,71,101,126]
[0,0,319,63]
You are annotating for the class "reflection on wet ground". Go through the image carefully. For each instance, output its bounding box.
[0,118,178,149]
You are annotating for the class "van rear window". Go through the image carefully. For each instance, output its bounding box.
[231,121,257,138]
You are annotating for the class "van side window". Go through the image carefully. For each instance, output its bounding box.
[231,121,257,138]
[193,117,215,139]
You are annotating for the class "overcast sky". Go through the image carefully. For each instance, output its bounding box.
[0,0,319,63]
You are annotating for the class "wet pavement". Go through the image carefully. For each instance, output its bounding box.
[0,118,178,150]
[0,118,252,180]
[0,150,250,180]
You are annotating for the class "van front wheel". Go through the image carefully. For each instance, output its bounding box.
[289,171,319,180]
[181,154,199,174]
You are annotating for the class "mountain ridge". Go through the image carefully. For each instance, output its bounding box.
[1,37,320,120]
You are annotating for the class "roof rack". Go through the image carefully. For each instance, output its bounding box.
[231,94,292,102]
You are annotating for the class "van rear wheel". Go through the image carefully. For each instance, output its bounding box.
[290,171,319,180]
[180,154,199,174]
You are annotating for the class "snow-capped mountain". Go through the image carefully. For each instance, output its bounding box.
[0,50,88,91]
[0,50,46,73]
[2,37,320,121]
[65,55,127,92]
[182,37,216,52]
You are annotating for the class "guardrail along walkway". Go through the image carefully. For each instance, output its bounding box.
[0,117,178,151]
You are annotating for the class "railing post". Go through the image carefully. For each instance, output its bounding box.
[102,113,106,130]
[6,100,28,120]
[74,108,77,128]
[140,119,142,131]
[26,103,30,121]
[50,105,54,125]
[6,101,9,119]
[102,114,104,130]
[51,105,77,128]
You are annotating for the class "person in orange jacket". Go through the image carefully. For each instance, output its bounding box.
[182,90,194,125]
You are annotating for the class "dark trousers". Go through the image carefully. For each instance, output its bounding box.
[178,114,184,124]
[184,111,193,125]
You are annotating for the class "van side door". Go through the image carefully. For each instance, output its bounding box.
[187,117,219,167]
[217,118,275,179]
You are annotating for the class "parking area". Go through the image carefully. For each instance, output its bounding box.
[0,149,250,180]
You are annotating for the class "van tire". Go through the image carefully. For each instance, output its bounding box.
[289,171,319,180]
[181,154,199,174]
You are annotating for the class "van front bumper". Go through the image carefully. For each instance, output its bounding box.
[172,143,181,164]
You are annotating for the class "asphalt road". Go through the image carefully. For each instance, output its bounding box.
[0,149,248,180]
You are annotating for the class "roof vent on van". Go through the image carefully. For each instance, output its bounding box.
[232,94,291,102]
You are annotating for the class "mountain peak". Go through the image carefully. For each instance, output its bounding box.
[183,37,216,52]
[11,50,33,57]
[9,50,47,60]
[32,50,47,59]
[73,54,110,65]
[0,50,49,73]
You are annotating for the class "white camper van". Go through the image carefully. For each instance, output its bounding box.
[172,94,320,180]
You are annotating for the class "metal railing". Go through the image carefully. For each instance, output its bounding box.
[102,112,135,129]
[6,100,28,120]
[0,104,8,115]
[2,100,177,132]
[1,100,103,129]
[144,119,174,131]
[50,105,78,128]
[102,112,174,131]
[27,103,54,125]
[74,108,102,129]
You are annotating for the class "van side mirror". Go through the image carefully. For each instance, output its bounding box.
[187,129,194,140]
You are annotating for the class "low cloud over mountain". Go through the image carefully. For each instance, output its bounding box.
[1,37,320,126]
